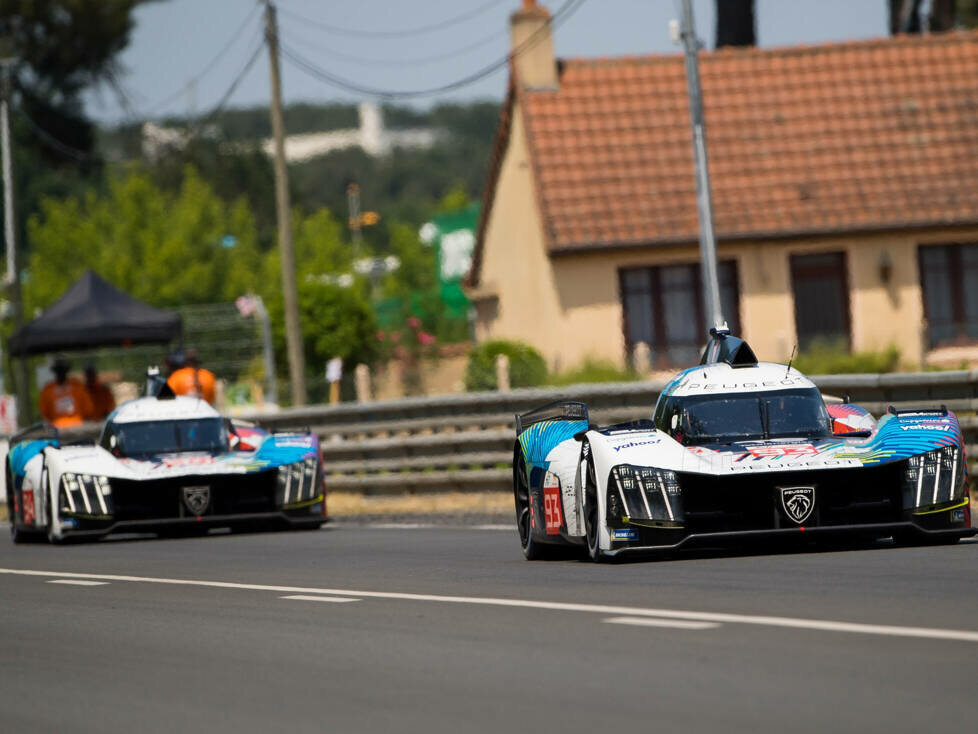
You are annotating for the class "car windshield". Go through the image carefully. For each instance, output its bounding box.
[660,388,831,445]
[113,418,226,456]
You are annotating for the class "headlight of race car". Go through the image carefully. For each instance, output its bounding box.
[276,457,320,507]
[608,465,683,526]
[902,445,964,508]
[61,472,113,517]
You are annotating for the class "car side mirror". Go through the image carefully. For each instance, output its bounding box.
[833,430,872,438]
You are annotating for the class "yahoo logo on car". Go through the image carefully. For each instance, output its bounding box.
[612,439,660,452]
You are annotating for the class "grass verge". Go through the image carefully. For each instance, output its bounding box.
[327,490,512,517]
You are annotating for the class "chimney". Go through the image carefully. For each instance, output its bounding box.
[510,0,558,90]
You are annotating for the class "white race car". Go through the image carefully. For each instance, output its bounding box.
[6,388,324,543]
[514,329,974,560]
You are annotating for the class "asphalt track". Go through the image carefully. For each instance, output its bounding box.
[2,523,977,734]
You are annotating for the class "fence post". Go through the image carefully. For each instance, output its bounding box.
[632,341,652,375]
[496,353,511,392]
[355,363,372,403]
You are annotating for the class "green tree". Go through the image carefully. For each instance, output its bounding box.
[0,0,149,164]
[24,166,263,313]
[264,280,377,383]
[261,204,379,382]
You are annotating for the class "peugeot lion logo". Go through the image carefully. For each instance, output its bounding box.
[182,486,211,516]
[779,486,815,524]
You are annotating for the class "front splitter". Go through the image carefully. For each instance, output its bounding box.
[604,521,976,557]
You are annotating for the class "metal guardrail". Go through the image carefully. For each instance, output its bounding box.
[239,370,978,494]
[40,370,978,495]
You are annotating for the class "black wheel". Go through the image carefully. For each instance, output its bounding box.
[45,470,66,544]
[11,515,40,544]
[513,450,580,561]
[8,462,41,544]
[514,448,546,560]
[581,442,605,561]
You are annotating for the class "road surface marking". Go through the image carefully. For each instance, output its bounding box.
[281,595,359,603]
[604,616,720,630]
[46,579,109,586]
[5,567,978,643]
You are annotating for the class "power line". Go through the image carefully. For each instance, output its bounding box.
[17,105,95,162]
[186,34,265,138]
[278,16,506,69]
[142,3,262,117]
[278,0,588,100]
[277,0,507,39]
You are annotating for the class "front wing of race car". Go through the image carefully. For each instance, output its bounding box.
[6,432,325,542]
[515,404,976,559]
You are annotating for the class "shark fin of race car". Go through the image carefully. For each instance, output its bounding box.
[699,324,758,367]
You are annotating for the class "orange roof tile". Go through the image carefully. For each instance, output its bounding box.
[512,31,978,256]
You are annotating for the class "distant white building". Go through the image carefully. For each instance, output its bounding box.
[141,102,438,163]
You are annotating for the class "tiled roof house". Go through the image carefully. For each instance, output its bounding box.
[467,0,978,370]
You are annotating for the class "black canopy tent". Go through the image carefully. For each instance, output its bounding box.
[8,270,182,357]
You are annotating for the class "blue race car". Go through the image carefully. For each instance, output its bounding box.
[6,389,324,543]
[514,329,975,560]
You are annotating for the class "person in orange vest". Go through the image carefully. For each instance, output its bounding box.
[84,363,116,420]
[167,348,217,405]
[39,358,94,428]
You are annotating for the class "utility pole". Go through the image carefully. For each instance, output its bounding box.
[0,55,29,426]
[679,0,724,332]
[254,295,278,406]
[263,0,306,405]
[347,182,363,255]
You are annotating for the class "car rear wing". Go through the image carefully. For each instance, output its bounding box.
[515,401,589,436]
[9,422,59,447]
[886,405,949,417]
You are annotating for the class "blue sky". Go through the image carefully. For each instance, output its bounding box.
[85,0,888,123]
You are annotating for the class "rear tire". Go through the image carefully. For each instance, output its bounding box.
[9,464,42,544]
[514,449,547,560]
[11,522,40,544]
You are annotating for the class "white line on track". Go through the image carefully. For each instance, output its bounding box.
[5,567,978,643]
[280,595,359,603]
[604,617,720,630]
[46,579,109,586]
[356,523,512,531]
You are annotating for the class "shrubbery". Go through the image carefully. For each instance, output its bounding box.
[547,358,639,386]
[793,339,900,375]
[464,340,547,391]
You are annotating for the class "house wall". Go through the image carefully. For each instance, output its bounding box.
[474,105,567,362]
[474,102,978,370]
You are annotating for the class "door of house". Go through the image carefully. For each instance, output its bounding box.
[790,252,850,351]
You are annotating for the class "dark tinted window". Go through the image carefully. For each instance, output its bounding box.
[621,260,740,369]
[112,419,227,456]
[790,252,850,351]
[920,243,978,348]
[656,388,830,445]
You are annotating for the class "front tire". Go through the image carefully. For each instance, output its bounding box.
[46,472,66,545]
[581,442,605,561]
